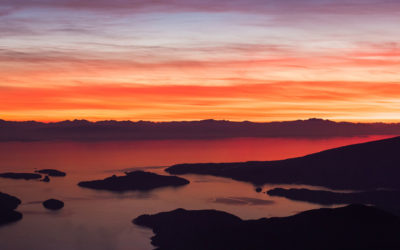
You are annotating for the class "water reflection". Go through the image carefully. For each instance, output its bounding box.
[0,135,393,250]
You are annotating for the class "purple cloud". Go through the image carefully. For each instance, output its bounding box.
[0,0,399,15]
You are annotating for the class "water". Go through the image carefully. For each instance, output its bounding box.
[0,135,392,250]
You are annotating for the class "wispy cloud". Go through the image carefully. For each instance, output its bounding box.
[1,41,399,89]
[2,0,400,15]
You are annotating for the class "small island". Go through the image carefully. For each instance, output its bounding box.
[133,204,400,250]
[267,188,400,215]
[78,170,190,192]
[43,199,64,210]
[35,169,66,177]
[0,192,23,226]
[0,172,42,180]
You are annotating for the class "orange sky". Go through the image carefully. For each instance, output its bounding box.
[2,81,400,122]
[1,0,400,122]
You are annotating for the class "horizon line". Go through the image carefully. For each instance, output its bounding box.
[2,117,400,125]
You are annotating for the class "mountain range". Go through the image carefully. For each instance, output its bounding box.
[1,118,400,141]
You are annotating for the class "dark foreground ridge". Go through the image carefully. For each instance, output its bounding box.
[35,169,66,177]
[0,172,42,180]
[1,118,399,141]
[267,188,400,216]
[78,171,189,192]
[0,192,23,226]
[167,136,400,190]
[133,204,400,250]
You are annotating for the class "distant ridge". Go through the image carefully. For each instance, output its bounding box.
[0,118,399,141]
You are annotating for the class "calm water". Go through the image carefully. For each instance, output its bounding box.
[0,135,392,250]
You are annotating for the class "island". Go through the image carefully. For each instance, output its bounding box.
[78,170,189,192]
[166,136,400,190]
[267,188,400,216]
[35,169,66,177]
[43,199,64,210]
[133,204,400,250]
[0,192,23,226]
[0,172,42,180]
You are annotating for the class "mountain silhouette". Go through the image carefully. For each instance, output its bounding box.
[133,204,400,250]
[166,136,400,190]
[1,118,399,141]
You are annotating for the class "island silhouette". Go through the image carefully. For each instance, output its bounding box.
[78,170,190,192]
[166,136,400,190]
[267,188,400,216]
[134,204,400,250]
[0,172,42,180]
[0,192,22,226]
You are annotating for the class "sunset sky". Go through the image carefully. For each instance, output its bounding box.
[1,0,399,122]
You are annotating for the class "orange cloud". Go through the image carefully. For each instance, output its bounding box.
[1,40,399,90]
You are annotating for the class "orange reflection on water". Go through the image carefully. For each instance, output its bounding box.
[0,135,393,173]
[0,135,395,250]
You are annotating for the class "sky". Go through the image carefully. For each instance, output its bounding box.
[0,0,399,122]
